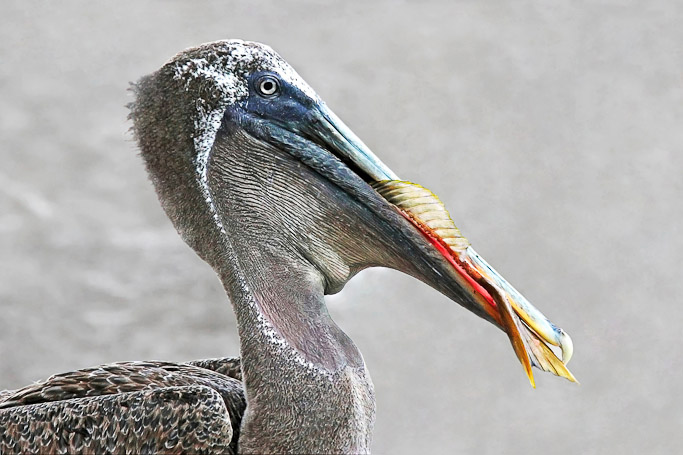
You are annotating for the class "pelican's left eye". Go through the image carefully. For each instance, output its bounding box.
[256,75,280,98]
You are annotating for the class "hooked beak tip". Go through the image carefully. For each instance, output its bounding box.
[559,329,573,364]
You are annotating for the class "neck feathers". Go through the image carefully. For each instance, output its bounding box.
[131,62,376,454]
[129,63,229,271]
[207,129,375,453]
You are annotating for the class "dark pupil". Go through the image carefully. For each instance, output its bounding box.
[262,80,274,92]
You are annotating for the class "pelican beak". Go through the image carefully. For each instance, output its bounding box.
[306,105,576,386]
[258,99,577,386]
[370,180,577,387]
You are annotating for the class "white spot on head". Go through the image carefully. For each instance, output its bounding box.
[166,40,319,234]
[163,41,335,375]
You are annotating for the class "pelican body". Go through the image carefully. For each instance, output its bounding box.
[0,40,575,454]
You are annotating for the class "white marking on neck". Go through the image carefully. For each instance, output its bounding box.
[169,42,339,378]
[172,56,247,235]
[170,40,318,236]
[255,309,337,379]
[193,107,229,235]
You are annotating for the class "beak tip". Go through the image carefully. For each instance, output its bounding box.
[559,329,574,365]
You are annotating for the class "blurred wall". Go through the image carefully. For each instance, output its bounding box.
[0,1,681,454]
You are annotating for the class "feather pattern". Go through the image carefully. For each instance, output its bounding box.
[0,358,246,454]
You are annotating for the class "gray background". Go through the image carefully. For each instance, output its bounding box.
[1,1,681,453]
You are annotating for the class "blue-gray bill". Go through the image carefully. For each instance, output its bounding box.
[307,104,576,387]
[372,180,577,387]
[309,102,399,182]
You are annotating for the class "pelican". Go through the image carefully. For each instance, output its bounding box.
[0,40,576,454]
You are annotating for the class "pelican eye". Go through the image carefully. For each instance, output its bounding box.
[256,75,280,98]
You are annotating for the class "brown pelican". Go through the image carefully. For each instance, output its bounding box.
[0,40,576,454]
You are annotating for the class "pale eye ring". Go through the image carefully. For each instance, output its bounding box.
[256,75,280,97]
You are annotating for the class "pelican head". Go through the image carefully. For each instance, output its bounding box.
[131,39,575,452]
[131,40,574,386]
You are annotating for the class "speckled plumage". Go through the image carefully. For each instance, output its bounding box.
[0,358,245,454]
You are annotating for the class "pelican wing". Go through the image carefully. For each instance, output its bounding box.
[0,359,245,454]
